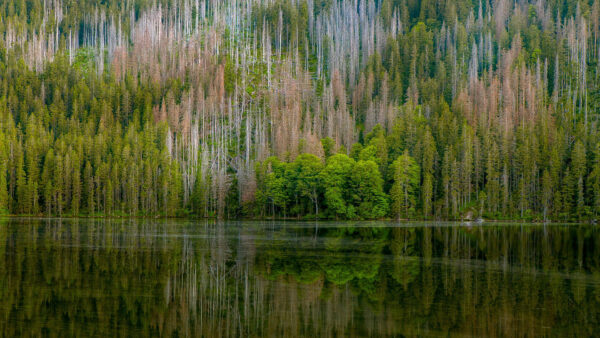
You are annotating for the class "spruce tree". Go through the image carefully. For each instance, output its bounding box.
[390,151,420,219]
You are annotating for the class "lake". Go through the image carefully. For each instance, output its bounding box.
[0,218,599,336]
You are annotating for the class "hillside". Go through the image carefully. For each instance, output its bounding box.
[0,0,598,221]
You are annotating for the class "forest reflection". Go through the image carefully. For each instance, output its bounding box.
[0,218,599,336]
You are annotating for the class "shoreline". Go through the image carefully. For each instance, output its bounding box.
[0,214,596,225]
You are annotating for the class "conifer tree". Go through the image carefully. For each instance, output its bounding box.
[421,129,436,217]
[390,151,420,219]
[84,161,94,215]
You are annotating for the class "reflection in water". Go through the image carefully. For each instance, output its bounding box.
[0,218,599,336]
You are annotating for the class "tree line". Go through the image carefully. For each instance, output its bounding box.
[0,53,183,217]
[247,108,600,221]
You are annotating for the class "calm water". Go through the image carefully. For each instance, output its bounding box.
[0,218,599,336]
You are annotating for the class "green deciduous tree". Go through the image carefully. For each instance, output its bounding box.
[292,154,324,217]
[321,153,355,219]
[350,160,389,219]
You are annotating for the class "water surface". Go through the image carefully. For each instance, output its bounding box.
[0,218,599,336]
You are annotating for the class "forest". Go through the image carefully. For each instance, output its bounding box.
[1,0,600,221]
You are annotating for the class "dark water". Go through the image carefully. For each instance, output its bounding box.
[0,218,599,337]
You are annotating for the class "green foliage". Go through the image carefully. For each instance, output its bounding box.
[321,153,355,219]
[321,137,335,158]
[255,153,387,220]
[72,48,96,75]
[0,57,182,217]
[349,160,389,219]
[265,157,289,215]
[390,151,420,219]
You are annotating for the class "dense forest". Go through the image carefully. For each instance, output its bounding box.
[1,0,600,221]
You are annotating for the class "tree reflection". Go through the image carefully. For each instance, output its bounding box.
[0,219,599,336]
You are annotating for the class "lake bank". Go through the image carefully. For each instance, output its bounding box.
[1,213,596,225]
